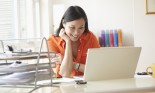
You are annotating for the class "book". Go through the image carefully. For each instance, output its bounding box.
[118,29,122,47]
[101,30,105,47]
[113,29,118,47]
[109,30,114,47]
[105,30,110,47]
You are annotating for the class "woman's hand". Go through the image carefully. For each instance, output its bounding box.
[59,28,70,42]
[51,53,63,64]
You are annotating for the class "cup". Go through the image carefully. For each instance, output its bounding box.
[146,64,155,78]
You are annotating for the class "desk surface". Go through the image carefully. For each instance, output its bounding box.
[0,76,154,93]
[31,76,155,93]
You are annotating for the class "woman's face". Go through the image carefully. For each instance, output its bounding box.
[63,18,85,42]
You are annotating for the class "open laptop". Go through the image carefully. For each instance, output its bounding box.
[83,47,141,81]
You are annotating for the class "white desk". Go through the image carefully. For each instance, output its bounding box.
[31,76,155,93]
[0,76,154,93]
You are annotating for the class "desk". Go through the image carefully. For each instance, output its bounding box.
[0,76,154,93]
[31,76,155,93]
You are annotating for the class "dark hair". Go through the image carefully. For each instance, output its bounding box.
[55,6,89,36]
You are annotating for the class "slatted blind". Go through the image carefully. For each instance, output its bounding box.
[0,0,14,40]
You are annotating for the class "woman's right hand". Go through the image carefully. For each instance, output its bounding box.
[59,28,70,42]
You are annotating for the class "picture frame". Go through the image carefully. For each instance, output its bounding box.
[146,0,155,14]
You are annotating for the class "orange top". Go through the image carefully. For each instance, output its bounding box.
[48,31,100,77]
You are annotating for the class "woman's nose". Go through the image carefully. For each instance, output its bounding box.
[74,29,80,35]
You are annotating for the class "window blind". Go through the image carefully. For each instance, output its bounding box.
[0,0,14,40]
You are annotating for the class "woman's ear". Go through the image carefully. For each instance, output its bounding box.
[62,23,65,28]
[62,20,65,28]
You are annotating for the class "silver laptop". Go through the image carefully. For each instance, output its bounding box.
[83,47,141,81]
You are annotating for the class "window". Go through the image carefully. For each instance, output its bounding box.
[0,0,41,40]
[0,0,14,39]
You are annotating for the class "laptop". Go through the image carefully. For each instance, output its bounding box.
[83,47,141,81]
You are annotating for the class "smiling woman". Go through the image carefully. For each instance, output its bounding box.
[48,5,100,78]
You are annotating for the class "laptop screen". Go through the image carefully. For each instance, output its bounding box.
[83,47,141,81]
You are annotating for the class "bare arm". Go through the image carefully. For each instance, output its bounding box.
[59,40,73,77]
[58,29,73,77]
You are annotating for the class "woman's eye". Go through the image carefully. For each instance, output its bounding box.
[70,27,75,29]
[79,27,84,29]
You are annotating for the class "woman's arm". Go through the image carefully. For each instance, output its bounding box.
[58,29,73,77]
[59,40,73,77]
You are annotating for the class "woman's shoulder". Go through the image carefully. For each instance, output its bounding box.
[48,34,61,42]
[83,31,97,38]
[49,34,60,39]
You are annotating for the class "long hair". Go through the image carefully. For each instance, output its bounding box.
[55,6,89,36]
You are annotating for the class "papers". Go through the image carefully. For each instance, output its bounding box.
[52,78,75,84]
[0,71,52,85]
[0,38,54,87]
[0,62,53,85]
[52,76,84,84]
[0,63,51,73]
[0,52,56,60]
[35,77,81,85]
[73,75,84,80]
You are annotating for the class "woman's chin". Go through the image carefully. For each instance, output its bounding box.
[71,38,79,42]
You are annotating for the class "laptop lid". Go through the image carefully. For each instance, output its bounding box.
[83,47,141,81]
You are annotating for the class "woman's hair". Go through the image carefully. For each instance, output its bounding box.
[55,6,89,36]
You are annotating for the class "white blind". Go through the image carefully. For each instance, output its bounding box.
[0,0,14,40]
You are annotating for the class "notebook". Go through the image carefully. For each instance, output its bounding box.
[83,47,141,81]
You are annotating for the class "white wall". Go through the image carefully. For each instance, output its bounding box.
[134,0,155,72]
[40,0,53,38]
[52,0,134,46]
[52,0,155,72]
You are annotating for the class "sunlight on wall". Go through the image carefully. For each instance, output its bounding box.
[53,4,64,34]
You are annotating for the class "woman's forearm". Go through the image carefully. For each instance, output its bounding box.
[59,41,73,77]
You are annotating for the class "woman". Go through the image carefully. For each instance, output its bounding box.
[48,6,100,78]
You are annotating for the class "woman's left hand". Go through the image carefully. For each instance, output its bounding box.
[50,53,63,64]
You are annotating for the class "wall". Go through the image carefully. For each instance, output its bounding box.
[134,0,155,72]
[52,0,155,72]
[52,0,134,46]
[40,0,53,38]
